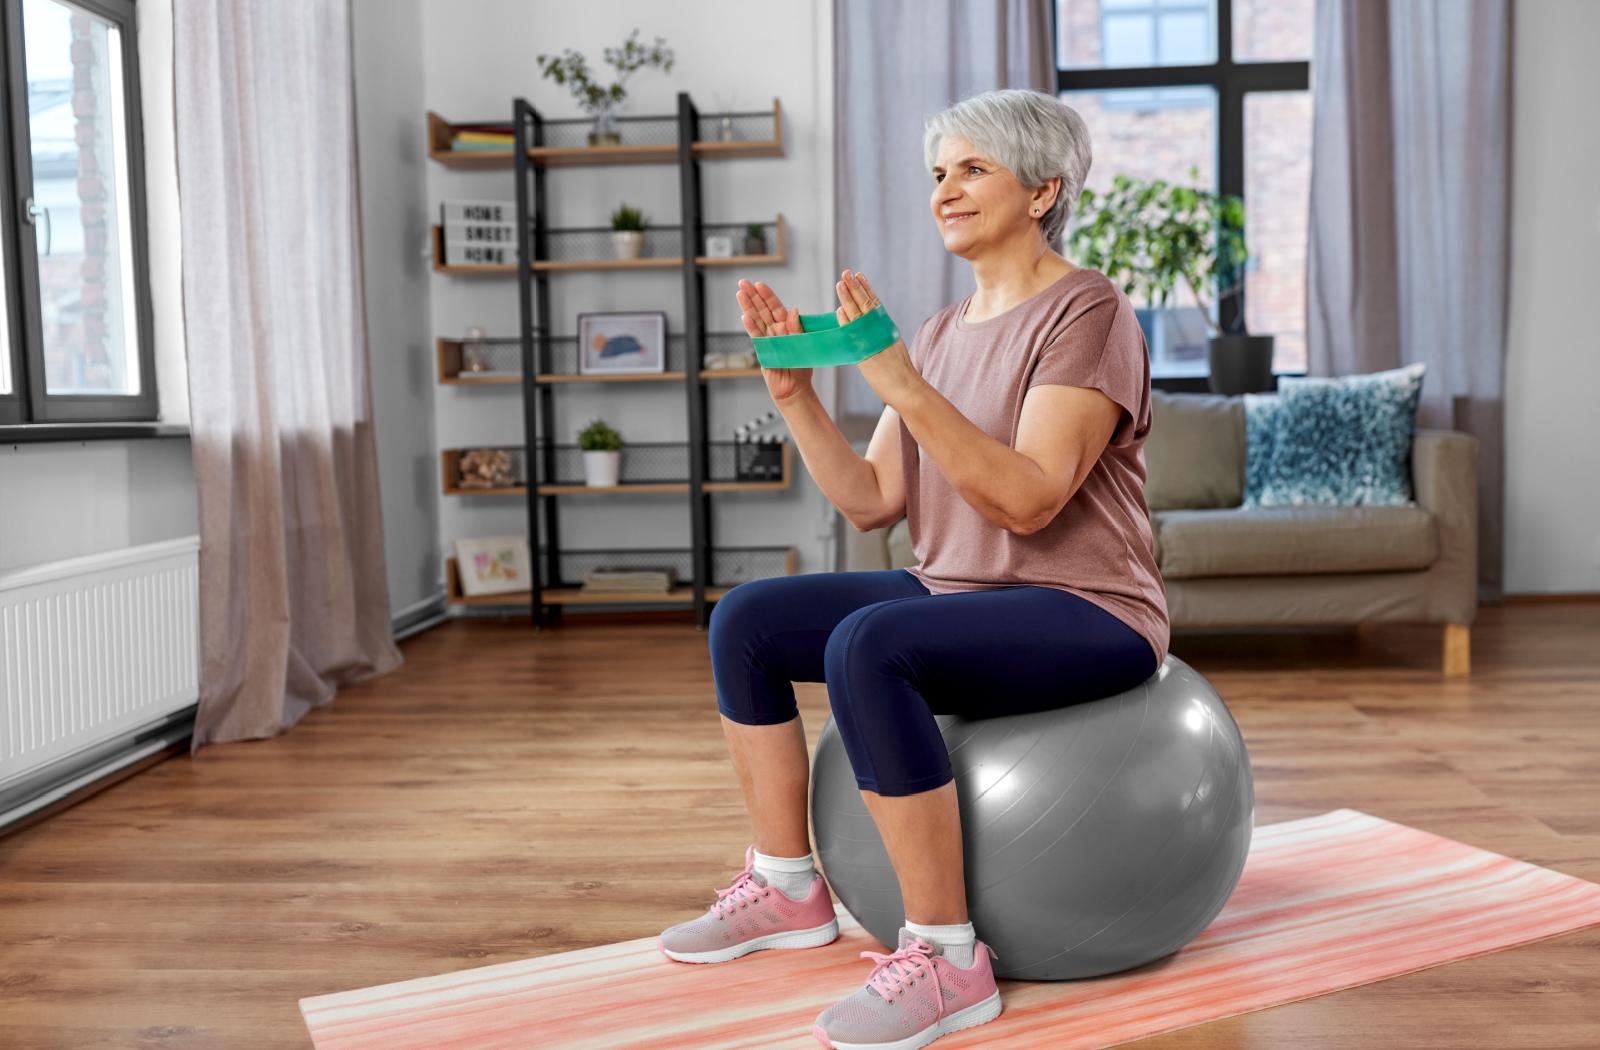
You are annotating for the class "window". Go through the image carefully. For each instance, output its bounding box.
[0,0,154,425]
[1057,0,1312,374]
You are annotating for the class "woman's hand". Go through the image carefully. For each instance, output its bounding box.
[737,279,814,405]
[834,270,925,409]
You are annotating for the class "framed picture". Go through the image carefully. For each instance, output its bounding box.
[454,536,533,597]
[578,311,667,375]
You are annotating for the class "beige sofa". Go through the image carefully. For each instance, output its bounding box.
[844,392,1479,675]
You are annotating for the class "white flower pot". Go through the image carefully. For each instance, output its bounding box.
[583,450,621,487]
[612,231,644,261]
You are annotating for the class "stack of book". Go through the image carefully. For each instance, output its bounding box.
[441,200,518,266]
[450,123,514,152]
[580,567,678,595]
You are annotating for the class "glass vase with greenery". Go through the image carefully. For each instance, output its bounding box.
[536,30,675,146]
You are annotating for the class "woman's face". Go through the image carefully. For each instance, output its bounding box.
[929,135,1055,259]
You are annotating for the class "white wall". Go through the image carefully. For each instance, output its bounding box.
[416,0,838,584]
[351,0,443,617]
[1503,0,1600,595]
[0,438,197,572]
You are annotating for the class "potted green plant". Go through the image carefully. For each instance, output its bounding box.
[578,419,624,487]
[611,204,646,261]
[536,30,674,147]
[1068,170,1273,395]
[742,223,767,256]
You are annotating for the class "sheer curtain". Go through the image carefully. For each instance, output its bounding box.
[1308,0,1511,599]
[834,0,1053,436]
[174,0,402,745]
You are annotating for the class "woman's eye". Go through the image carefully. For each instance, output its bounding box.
[969,166,983,176]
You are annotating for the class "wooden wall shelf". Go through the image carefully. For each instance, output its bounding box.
[440,366,763,386]
[432,216,786,276]
[529,215,787,273]
[427,101,783,171]
[442,444,789,497]
[440,449,526,497]
[445,558,736,607]
[437,338,520,384]
[536,372,686,385]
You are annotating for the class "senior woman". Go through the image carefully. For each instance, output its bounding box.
[659,89,1166,1049]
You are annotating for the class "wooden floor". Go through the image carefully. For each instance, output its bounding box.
[2,603,1597,1049]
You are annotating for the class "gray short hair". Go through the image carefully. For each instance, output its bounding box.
[923,89,1092,243]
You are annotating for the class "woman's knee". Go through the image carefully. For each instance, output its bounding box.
[708,576,788,662]
[823,601,913,716]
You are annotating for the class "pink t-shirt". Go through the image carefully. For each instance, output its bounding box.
[899,268,1169,662]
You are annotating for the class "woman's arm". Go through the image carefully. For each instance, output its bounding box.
[738,280,906,531]
[840,272,1121,536]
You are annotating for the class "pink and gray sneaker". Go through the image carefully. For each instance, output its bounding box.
[812,930,1002,1050]
[657,846,840,964]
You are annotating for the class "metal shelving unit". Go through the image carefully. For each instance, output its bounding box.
[430,93,791,628]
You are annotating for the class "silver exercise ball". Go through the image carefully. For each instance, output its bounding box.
[810,656,1253,981]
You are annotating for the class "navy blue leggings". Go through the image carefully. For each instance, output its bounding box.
[709,570,1157,796]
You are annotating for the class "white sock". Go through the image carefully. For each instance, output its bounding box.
[905,921,976,968]
[752,850,816,900]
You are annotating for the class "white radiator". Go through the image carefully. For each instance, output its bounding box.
[0,536,200,795]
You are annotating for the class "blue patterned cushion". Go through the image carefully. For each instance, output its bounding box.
[1243,364,1425,508]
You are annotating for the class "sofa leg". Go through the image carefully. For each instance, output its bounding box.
[1443,624,1471,677]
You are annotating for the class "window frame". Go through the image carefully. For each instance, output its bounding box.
[1056,0,1310,335]
[0,0,158,425]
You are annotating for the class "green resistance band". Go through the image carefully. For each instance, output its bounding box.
[751,303,901,369]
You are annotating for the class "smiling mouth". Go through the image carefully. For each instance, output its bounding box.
[942,211,977,227]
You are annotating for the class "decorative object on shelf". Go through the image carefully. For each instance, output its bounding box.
[704,234,734,258]
[581,566,677,595]
[704,347,758,370]
[578,419,624,487]
[535,30,675,146]
[578,310,666,375]
[454,536,533,597]
[457,448,518,490]
[742,222,767,256]
[441,200,519,266]
[1069,168,1272,394]
[610,203,646,260]
[450,123,514,152]
[462,325,490,373]
[733,410,789,481]
[711,91,739,143]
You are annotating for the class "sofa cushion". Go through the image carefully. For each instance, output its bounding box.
[1144,391,1246,510]
[1246,364,1426,507]
[1155,505,1439,579]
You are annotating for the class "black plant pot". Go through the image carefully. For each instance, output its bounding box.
[1207,335,1276,395]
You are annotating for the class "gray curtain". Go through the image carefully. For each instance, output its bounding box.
[175,0,402,746]
[1307,0,1511,599]
[835,0,1054,434]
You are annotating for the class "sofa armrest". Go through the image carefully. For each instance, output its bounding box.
[1411,429,1478,625]
[843,516,893,572]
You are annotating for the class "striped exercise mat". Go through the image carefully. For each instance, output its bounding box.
[300,810,1600,1050]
